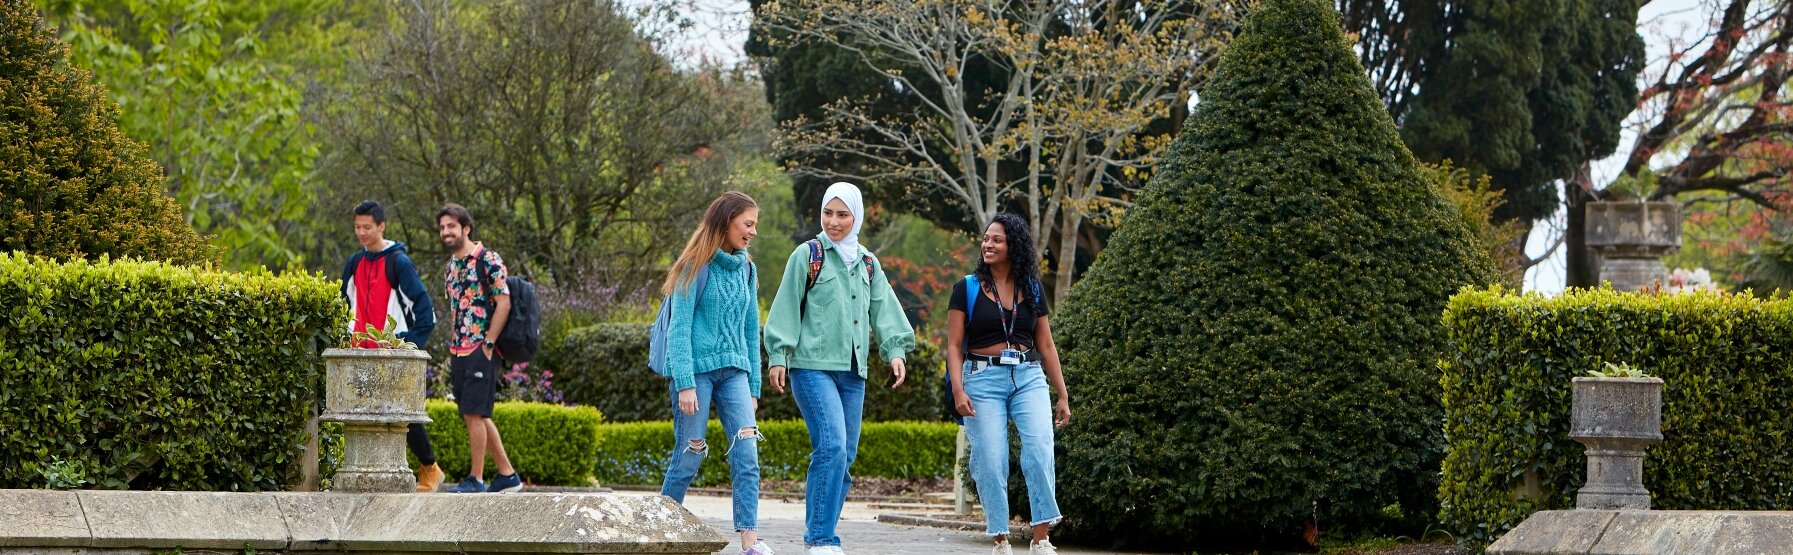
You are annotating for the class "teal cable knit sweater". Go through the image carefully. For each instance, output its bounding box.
[666,249,763,397]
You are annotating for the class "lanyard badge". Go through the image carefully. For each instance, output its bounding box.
[996,282,1024,365]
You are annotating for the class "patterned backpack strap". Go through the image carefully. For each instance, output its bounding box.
[804,239,825,290]
[862,253,876,282]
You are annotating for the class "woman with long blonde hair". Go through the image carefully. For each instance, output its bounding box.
[657,191,774,555]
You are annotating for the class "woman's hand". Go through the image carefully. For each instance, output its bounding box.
[769,366,787,394]
[889,358,906,388]
[955,391,976,418]
[1054,398,1071,428]
[678,388,698,416]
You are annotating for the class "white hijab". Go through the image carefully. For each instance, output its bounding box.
[820,182,865,263]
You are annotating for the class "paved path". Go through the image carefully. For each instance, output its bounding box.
[618,492,1146,555]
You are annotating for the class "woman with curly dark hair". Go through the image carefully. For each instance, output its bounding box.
[945,213,1072,555]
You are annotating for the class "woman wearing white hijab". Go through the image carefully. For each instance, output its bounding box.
[763,182,916,555]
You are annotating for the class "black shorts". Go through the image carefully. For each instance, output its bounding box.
[450,348,500,418]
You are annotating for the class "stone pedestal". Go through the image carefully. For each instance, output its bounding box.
[1570,377,1663,510]
[1586,201,1681,291]
[321,348,432,493]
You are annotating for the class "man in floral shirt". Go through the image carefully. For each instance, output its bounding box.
[437,203,523,493]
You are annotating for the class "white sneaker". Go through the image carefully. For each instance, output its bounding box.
[741,541,775,555]
[1030,539,1059,555]
[803,546,844,555]
[992,540,1014,555]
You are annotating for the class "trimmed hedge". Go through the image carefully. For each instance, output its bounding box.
[591,420,956,487]
[415,400,604,486]
[1440,287,1793,546]
[543,322,943,422]
[0,254,343,490]
[1051,0,1493,545]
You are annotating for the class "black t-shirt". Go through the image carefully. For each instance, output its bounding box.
[949,278,1049,351]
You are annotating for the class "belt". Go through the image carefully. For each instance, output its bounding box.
[965,350,1041,373]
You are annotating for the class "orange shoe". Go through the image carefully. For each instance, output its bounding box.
[415,463,444,493]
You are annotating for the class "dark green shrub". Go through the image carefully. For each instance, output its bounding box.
[416,400,603,486]
[591,420,956,487]
[0,254,344,490]
[1049,0,1494,545]
[544,322,943,422]
[1440,287,1793,546]
[0,2,211,264]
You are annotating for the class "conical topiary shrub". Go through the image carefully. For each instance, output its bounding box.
[1050,0,1494,546]
[0,0,210,264]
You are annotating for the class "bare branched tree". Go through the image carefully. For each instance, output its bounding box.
[758,0,1242,302]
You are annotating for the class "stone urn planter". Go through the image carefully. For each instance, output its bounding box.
[1570,376,1664,510]
[320,347,431,493]
[1585,201,1681,291]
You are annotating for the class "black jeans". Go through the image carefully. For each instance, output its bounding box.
[408,423,435,465]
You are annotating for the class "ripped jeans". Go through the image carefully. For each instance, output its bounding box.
[660,366,761,532]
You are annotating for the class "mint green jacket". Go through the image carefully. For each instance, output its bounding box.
[763,234,915,378]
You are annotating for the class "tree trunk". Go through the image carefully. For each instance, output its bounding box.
[1565,164,1598,288]
[1052,210,1082,306]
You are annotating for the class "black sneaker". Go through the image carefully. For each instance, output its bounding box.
[487,472,523,493]
[445,476,486,493]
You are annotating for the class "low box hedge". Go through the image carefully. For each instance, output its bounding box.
[0,253,345,490]
[591,419,956,487]
[1439,287,1793,546]
[415,400,604,486]
[542,322,945,422]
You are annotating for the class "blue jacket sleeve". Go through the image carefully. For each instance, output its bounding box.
[391,252,436,347]
[339,253,359,305]
[666,272,700,392]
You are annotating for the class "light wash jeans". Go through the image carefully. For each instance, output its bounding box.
[790,368,866,547]
[962,360,1062,536]
[661,367,761,532]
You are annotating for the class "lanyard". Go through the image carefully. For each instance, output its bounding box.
[993,280,1018,349]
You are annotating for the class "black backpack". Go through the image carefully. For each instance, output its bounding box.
[476,250,542,364]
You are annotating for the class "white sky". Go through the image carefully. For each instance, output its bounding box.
[646,0,1718,294]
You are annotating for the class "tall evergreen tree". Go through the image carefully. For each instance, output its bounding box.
[0,0,210,264]
[1051,0,1493,545]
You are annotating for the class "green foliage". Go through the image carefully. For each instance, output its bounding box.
[38,0,340,270]
[37,455,95,489]
[1588,361,1649,378]
[1426,161,1525,288]
[345,315,416,349]
[540,322,943,422]
[591,420,956,487]
[1050,0,1494,546]
[1355,0,1645,221]
[415,400,603,487]
[0,1,211,264]
[315,0,764,292]
[0,253,346,490]
[1440,287,1793,546]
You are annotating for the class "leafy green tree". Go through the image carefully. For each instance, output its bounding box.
[1343,0,1644,223]
[37,0,342,269]
[315,0,764,293]
[0,0,210,264]
[1050,0,1494,545]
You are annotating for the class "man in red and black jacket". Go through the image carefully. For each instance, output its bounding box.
[340,200,443,492]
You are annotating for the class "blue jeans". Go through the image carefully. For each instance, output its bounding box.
[962,361,1062,536]
[790,368,866,547]
[661,367,761,532]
